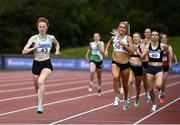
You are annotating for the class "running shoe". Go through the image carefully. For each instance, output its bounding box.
[127,98,130,106]
[119,87,124,94]
[122,100,128,110]
[157,90,161,99]
[159,95,165,104]
[151,104,157,112]
[113,96,119,106]
[97,89,101,96]
[134,99,139,107]
[88,82,93,92]
[145,92,151,103]
[37,105,43,114]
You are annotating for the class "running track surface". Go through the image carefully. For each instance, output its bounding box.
[0,70,180,124]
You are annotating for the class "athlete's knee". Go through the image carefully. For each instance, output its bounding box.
[113,75,119,82]
[38,79,45,87]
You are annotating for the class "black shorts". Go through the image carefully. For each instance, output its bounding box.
[163,66,169,72]
[147,66,163,75]
[130,64,143,76]
[32,59,53,75]
[142,61,148,69]
[90,60,103,69]
[112,60,130,71]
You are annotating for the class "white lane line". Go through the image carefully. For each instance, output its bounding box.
[0,81,111,102]
[49,103,113,125]
[0,75,111,92]
[0,89,113,117]
[48,81,180,125]
[1,76,179,102]
[0,79,179,123]
[132,97,180,125]
[0,71,111,87]
[0,72,93,87]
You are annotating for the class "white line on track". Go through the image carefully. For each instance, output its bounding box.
[47,81,180,124]
[0,78,111,93]
[0,82,111,102]
[132,97,180,125]
[0,77,179,124]
[0,89,113,117]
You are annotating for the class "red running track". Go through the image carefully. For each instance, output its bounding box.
[0,70,180,124]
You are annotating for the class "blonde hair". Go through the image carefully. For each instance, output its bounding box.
[119,21,130,36]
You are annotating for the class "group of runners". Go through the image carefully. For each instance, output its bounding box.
[85,22,178,112]
[22,17,177,113]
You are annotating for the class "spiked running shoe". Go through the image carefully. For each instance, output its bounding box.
[151,104,157,112]
[97,89,101,96]
[134,100,139,107]
[88,82,93,92]
[127,98,130,106]
[37,105,43,114]
[145,94,151,103]
[122,100,128,110]
[113,96,119,106]
[159,95,165,104]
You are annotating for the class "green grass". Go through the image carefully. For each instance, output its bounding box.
[169,36,180,61]
[59,46,89,59]
[1,36,180,60]
[59,45,113,59]
[57,36,180,60]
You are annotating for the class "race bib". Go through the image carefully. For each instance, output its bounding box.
[149,51,160,59]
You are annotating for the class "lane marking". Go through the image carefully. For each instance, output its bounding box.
[0,81,111,102]
[0,77,179,124]
[0,77,111,93]
[48,81,180,125]
[0,89,113,116]
[132,97,180,125]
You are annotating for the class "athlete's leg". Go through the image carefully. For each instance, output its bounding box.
[121,68,130,101]
[155,72,164,103]
[37,68,52,106]
[128,70,134,100]
[134,75,142,100]
[162,71,168,94]
[96,68,102,87]
[90,62,96,82]
[112,64,120,106]
[121,68,130,110]
[112,64,120,97]
[146,73,155,104]
[32,75,39,94]
[96,68,102,95]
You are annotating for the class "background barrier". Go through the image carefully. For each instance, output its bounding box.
[0,57,180,73]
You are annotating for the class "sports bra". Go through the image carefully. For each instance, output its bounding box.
[112,35,128,53]
[34,34,52,56]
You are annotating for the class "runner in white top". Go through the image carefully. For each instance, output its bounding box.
[22,17,61,113]
[105,21,134,110]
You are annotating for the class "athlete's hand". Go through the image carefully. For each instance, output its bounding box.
[55,51,61,56]
[33,42,40,50]
[119,41,126,48]
[104,50,108,57]
[85,56,89,60]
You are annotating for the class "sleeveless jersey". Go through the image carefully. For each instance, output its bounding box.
[89,41,103,62]
[148,42,163,62]
[130,44,141,58]
[112,35,128,53]
[162,50,169,66]
[34,34,52,56]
